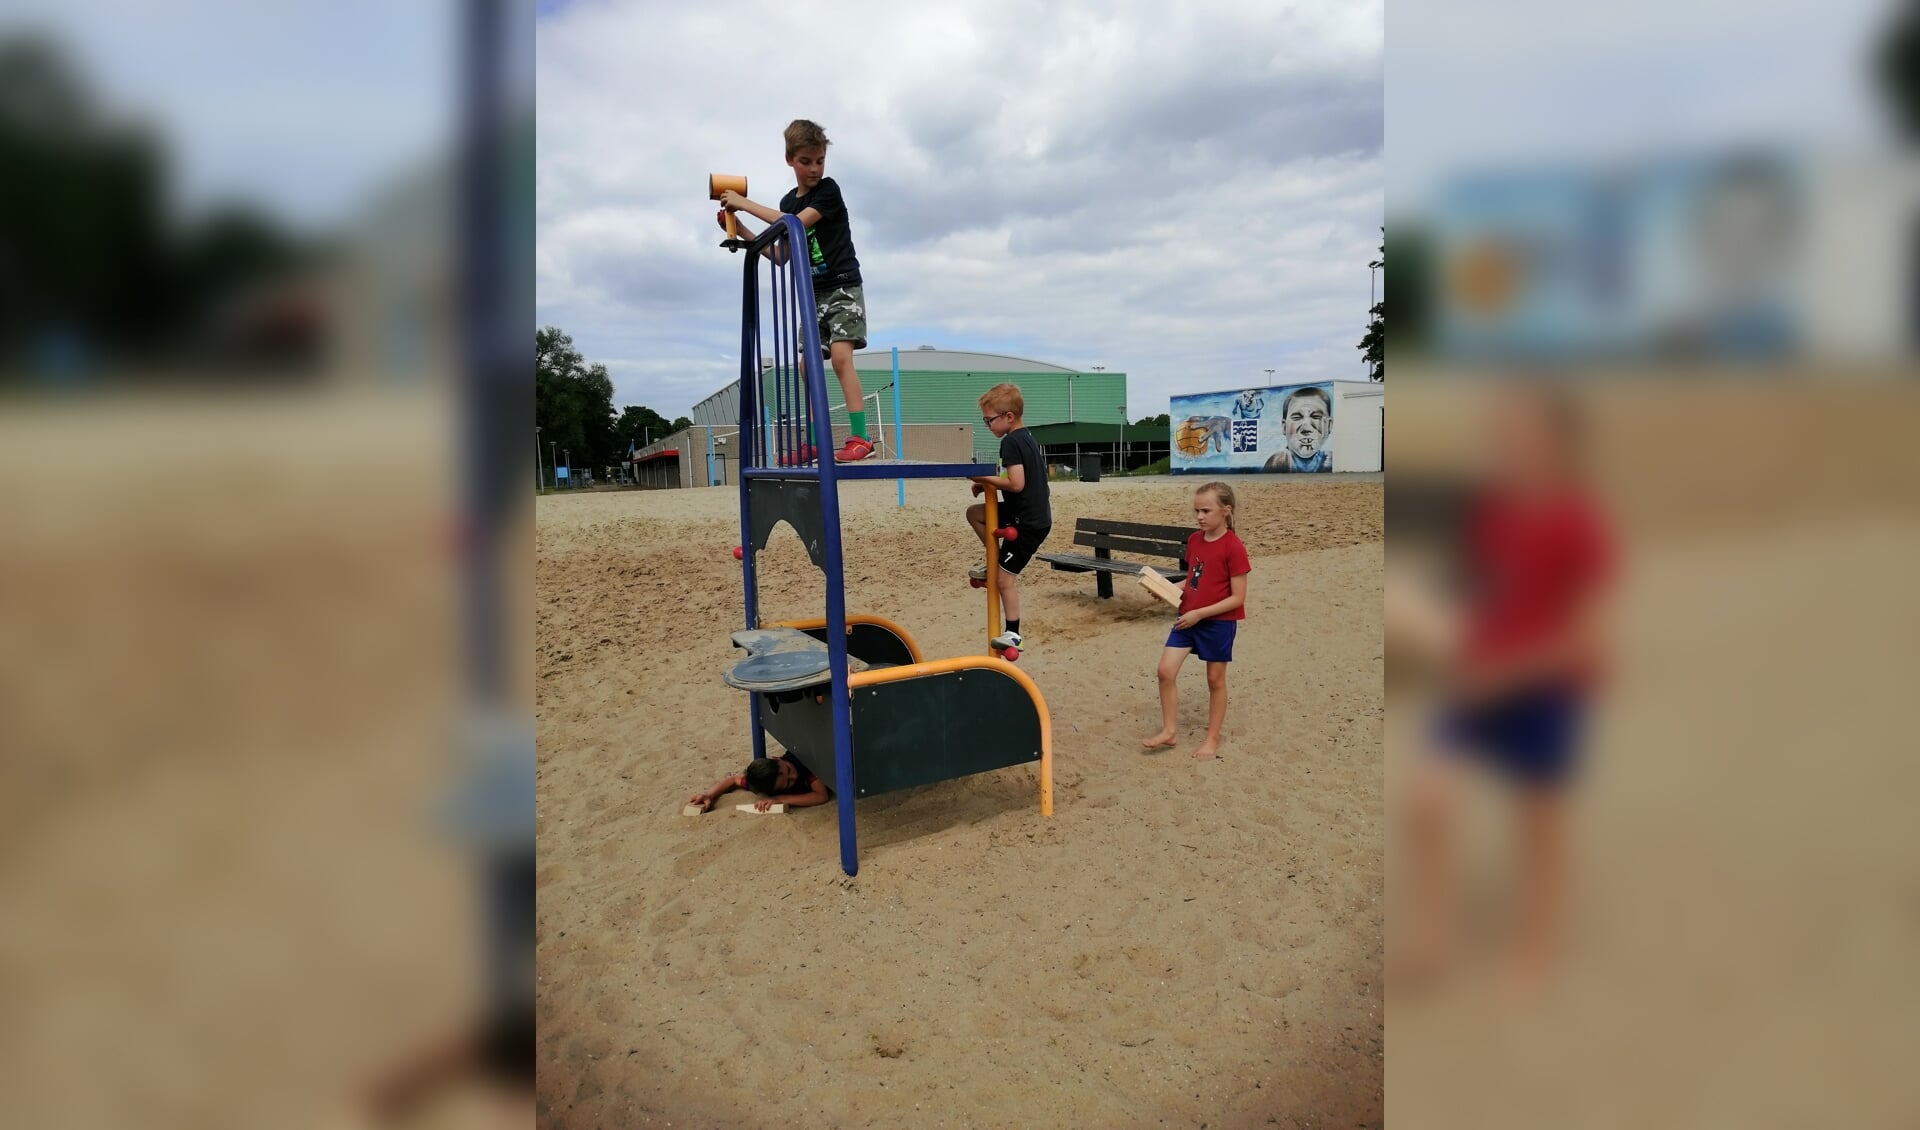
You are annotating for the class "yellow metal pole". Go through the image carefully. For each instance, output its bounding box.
[983,489,1002,651]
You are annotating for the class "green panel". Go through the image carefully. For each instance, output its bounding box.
[753,665,1043,799]
[850,667,1042,796]
[756,689,841,793]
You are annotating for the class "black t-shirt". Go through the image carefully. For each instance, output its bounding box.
[779,177,862,291]
[997,427,1052,530]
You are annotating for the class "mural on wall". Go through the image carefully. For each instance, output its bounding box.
[1171,382,1333,473]
[1429,153,1801,362]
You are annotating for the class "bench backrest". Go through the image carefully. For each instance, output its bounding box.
[1076,518,1190,564]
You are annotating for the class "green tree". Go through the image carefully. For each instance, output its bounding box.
[1133,413,1170,430]
[614,404,672,452]
[1876,3,1920,141]
[536,326,617,470]
[1,35,321,373]
[0,35,171,362]
[1358,229,1384,382]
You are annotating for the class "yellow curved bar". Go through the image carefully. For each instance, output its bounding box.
[983,490,1002,651]
[847,655,1053,817]
[772,614,924,664]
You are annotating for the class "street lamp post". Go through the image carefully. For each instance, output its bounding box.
[549,441,557,490]
[535,425,543,493]
[1119,404,1127,474]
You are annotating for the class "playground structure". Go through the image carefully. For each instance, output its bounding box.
[718,214,1053,876]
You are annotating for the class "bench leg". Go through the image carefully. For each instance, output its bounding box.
[1096,546,1113,599]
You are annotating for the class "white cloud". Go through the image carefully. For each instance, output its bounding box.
[537,0,1383,417]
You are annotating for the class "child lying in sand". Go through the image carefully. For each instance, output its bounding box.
[686,752,831,813]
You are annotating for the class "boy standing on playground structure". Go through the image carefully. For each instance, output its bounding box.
[1143,482,1250,759]
[968,383,1052,653]
[715,119,875,462]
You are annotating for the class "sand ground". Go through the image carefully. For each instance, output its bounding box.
[0,393,489,1129]
[534,475,1384,1128]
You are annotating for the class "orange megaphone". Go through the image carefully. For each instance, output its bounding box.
[709,174,747,245]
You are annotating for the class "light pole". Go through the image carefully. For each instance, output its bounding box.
[549,440,557,489]
[1264,367,1275,385]
[1118,404,1127,474]
[535,425,543,493]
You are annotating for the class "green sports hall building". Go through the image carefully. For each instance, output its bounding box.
[687,346,1139,468]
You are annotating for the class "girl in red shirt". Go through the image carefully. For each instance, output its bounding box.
[1400,384,1616,997]
[1143,482,1251,759]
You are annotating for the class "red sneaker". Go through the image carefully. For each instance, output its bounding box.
[834,436,876,462]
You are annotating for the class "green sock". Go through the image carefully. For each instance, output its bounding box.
[848,410,868,440]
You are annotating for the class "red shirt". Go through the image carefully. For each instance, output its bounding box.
[1180,529,1251,620]
[1460,487,1614,678]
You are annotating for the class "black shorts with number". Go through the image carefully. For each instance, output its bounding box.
[998,523,1051,575]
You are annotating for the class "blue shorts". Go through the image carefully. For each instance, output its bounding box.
[1166,618,1238,662]
[1435,686,1587,788]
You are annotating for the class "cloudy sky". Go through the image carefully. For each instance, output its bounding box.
[537,0,1383,420]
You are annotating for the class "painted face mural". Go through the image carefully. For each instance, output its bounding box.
[1284,388,1331,460]
[1172,381,1336,474]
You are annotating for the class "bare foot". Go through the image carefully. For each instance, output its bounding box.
[1191,742,1219,759]
[1141,730,1177,750]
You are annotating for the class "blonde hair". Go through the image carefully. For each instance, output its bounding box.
[978,383,1024,418]
[784,119,830,158]
[1196,481,1237,529]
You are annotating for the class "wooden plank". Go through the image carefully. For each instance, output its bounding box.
[735,803,786,814]
[1137,568,1184,609]
[682,803,707,817]
[1079,518,1194,541]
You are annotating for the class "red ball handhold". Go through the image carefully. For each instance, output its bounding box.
[996,526,1018,542]
[732,546,744,560]
[1001,646,1019,662]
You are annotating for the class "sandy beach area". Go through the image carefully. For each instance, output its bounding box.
[534,474,1384,1127]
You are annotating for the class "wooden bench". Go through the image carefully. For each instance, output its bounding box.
[1035,518,1190,599]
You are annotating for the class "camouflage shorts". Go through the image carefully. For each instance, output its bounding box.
[811,285,867,358]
